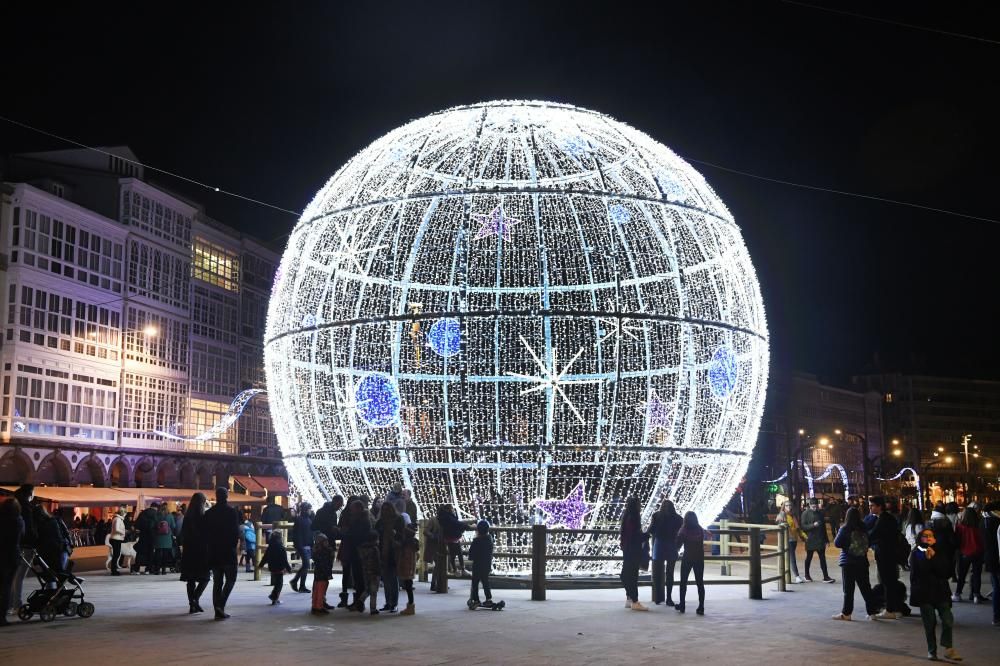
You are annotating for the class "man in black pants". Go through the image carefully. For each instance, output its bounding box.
[204,487,241,620]
[868,496,902,620]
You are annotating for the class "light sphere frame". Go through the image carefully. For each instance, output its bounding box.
[265,100,768,574]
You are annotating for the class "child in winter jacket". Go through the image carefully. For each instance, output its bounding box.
[310,533,334,614]
[910,528,961,662]
[468,519,495,607]
[263,531,292,605]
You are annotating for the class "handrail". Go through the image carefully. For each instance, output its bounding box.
[256,518,790,600]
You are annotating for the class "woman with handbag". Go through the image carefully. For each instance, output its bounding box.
[619,496,649,611]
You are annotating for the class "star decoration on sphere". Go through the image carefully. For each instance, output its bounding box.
[321,219,387,274]
[636,391,676,433]
[534,480,595,530]
[473,206,521,242]
[596,300,645,347]
[506,336,603,425]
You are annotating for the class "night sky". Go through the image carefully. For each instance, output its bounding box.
[3,1,997,383]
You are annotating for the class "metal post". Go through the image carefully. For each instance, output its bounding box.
[748,527,762,599]
[417,519,428,583]
[719,519,731,576]
[777,525,787,592]
[254,523,263,582]
[531,523,547,601]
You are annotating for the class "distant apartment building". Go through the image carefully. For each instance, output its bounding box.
[0,146,282,489]
[756,371,883,499]
[852,373,1000,494]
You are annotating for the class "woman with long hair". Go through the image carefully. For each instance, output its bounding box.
[619,496,649,611]
[650,499,682,605]
[955,506,984,603]
[776,500,806,584]
[910,528,962,661]
[676,511,707,614]
[903,506,925,550]
[831,506,876,621]
[180,492,210,613]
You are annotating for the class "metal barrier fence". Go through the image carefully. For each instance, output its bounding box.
[254,519,790,600]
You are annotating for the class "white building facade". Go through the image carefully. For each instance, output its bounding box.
[0,147,281,488]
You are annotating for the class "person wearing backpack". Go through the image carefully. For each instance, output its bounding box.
[153,503,176,575]
[832,506,877,621]
[868,496,903,619]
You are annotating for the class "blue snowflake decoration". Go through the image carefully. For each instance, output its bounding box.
[427,317,461,358]
[708,345,738,398]
[355,373,402,427]
[300,313,317,328]
[609,204,630,225]
[561,134,588,158]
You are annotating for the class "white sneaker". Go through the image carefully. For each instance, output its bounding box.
[951,593,961,602]
[831,613,851,621]
[794,576,804,584]
[876,610,897,620]
[625,599,633,608]
[943,647,962,661]
[631,601,649,611]
[867,614,880,621]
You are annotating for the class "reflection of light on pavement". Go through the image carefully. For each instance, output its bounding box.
[285,625,335,633]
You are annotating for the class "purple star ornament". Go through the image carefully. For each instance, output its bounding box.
[534,480,595,529]
[473,206,521,242]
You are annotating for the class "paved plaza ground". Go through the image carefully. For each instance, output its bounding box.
[3,547,997,665]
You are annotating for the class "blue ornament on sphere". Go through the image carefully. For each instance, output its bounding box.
[708,345,738,398]
[355,373,402,427]
[427,317,461,358]
[610,204,630,225]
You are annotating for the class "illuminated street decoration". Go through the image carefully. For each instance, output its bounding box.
[708,344,739,398]
[154,388,266,442]
[427,317,461,358]
[534,480,596,529]
[877,466,923,510]
[264,101,769,573]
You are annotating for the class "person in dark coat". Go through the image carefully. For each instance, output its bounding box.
[37,507,72,575]
[180,492,210,613]
[336,496,359,607]
[1,498,25,626]
[619,496,649,611]
[910,528,961,661]
[263,530,292,605]
[677,511,709,615]
[649,499,682,605]
[203,487,241,620]
[981,501,1000,626]
[801,497,835,583]
[133,503,158,574]
[868,496,903,618]
[9,485,36,612]
[831,506,876,620]
[468,519,495,607]
[289,502,313,593]
[346,499,375,606]
[311,496,343,547]
[374,502,405,612]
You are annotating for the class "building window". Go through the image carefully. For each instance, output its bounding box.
[192,237,240,292]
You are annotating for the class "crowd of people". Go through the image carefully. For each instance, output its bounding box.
[5,479,1000,660]
[779,494,1000,661]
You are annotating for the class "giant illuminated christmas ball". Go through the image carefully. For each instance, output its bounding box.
[265,101,768,573]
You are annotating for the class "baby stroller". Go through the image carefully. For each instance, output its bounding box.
[17,552,95,622]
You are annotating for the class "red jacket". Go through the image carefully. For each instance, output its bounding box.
[956,523,984,557]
